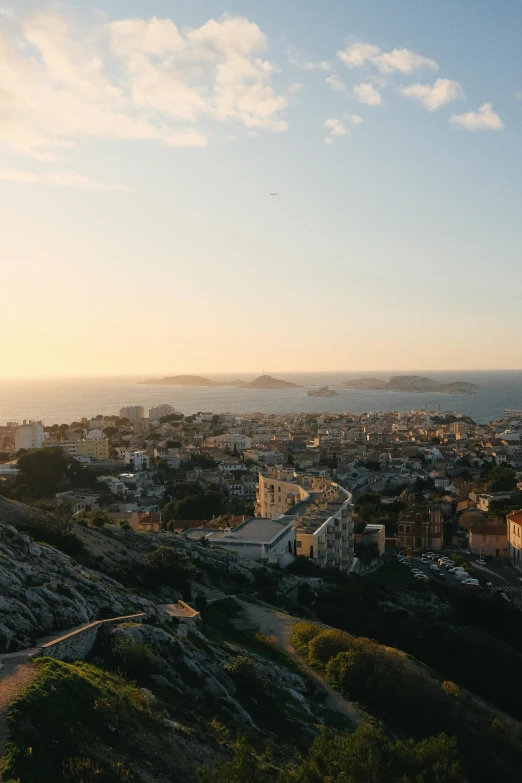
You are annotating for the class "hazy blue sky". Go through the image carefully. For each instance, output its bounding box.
[2,1,521,376]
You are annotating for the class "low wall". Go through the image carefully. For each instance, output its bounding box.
[38,613,146,662]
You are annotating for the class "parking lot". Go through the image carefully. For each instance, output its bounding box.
[393,551,522,603]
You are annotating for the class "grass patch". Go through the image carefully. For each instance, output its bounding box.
[2,657,162,783]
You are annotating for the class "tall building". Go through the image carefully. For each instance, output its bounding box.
[14,420,44,451]
[119,406,145,422]
[149,404,177,421]
[255,467,354,570]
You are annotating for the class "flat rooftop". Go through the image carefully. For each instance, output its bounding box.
[207,517,292,543]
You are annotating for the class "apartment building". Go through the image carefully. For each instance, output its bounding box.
[149,404,178,421]
[255,467,354,570]
[14,420,44,451]
[44,438,109,460]
[75,438,110,459]
[119,406,145,422]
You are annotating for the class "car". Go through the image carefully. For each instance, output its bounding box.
[434,571,446,579]
[475,559,486,566]
[426,552,435,557]
[430,564,440,571]
[462,578,479,585]
[517,577,522,583]
[445,562,456,569]
[461,549,471,555]
[500,592,510,602]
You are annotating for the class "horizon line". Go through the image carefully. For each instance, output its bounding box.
[1,368,522,381]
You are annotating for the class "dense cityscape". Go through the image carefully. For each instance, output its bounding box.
[1,403,521,578]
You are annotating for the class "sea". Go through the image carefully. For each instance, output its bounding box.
[1,372,521,426]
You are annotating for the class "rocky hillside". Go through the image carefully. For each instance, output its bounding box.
[0,522,153,651]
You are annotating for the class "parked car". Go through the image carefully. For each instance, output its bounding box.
[461,549,471,555]
[475,559,486,566]
[430,564,440,571]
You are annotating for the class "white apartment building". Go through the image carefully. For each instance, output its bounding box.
[119,406,145,422]
[15,420,44,451]
[149,404,179,421]
[124,450,150,470]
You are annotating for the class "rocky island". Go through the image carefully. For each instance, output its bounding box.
[341,375,479,394]
[307,385,338,397]
[140,374,301,389]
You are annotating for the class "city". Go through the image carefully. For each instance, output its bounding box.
[1,404,521,583]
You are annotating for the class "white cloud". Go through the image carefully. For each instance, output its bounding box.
[288,46,330,72]
[0,10,288,163]
[338,41,438,74]
[325,74,346,93]
[402,78,464,110]
[324,114,363,143]
[354,82,382,106]
[0,167,127,190]
[450,103,504,131]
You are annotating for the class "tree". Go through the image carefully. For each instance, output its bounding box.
[16,447,68,498]
[48,503,75,536]
[144,546,197,588]
[487,466,517,493]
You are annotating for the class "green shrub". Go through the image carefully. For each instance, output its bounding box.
[290,621,322,655]
[225,655,261,691]
[307,629,353,667]
[110,635,155,679]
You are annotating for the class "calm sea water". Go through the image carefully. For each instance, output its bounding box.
[0,372,521,425]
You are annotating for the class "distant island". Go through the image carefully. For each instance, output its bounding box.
[340,375,480,394]
[307,385,338,398]
[140,374,301,390]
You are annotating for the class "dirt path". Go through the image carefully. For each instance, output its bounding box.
[237,600,360,725]
[0,658,38,779]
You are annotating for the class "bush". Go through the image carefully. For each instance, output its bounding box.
[307,629,353,667]
[290,622,322,655]
[110,635,155,679]
[225,655,262,693]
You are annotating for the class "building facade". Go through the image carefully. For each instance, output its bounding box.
[194,517,296,566]
[256,467,354,570]
[149,404,178,421]
[119,406,145,422]
[397,507,443,551]
[468,523,508,558]
[507,510,522,570]
[15,420,44,451]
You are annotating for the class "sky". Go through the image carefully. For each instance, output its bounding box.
[1,0,522,377]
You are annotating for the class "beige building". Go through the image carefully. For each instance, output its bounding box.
[75,438,110,459]
[507,510,522,570]
[467,524,507,558]
[255,467,354,571]
[119,406,145,421]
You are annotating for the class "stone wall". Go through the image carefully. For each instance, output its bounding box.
[38,613,146,662]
